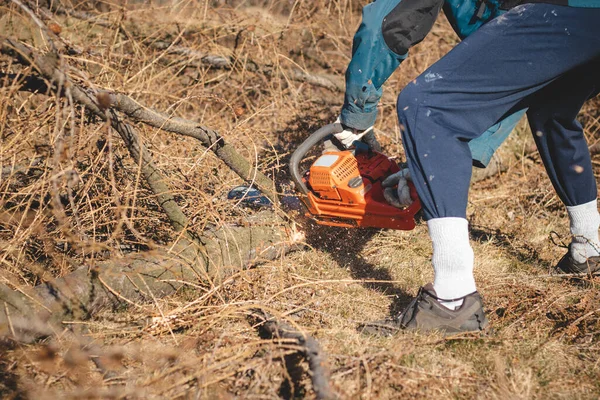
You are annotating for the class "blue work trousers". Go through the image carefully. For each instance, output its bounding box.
[397,3,600,220]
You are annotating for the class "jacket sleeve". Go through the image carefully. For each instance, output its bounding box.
[443,0,506,39]
[340,0,444,130]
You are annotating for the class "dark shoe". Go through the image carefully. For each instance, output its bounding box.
[556,245,600,275]
[360,284,488,336]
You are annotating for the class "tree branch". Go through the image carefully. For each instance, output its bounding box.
[0,36,210,269]
[106,92,279,204]
[249,309,337,400]
[0,217,304,342]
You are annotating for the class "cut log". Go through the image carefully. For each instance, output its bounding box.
[0,214,304,341]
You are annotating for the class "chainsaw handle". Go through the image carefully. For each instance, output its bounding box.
[289,123,343,197]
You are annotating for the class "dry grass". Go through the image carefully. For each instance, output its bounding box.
[1,0,600,398]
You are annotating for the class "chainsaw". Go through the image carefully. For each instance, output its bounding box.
[289,123,421,230]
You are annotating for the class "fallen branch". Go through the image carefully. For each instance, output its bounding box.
[150,40,344,91]
[0,214,304,341]
[249,309,337,400]
[0,36,211,267]
[151,41,231,70]
[107,91,280,204]
[0,63,280,206]
[283,68,344,92]
[0,68,289,227]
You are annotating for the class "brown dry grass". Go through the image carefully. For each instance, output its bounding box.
[1,0,600,398]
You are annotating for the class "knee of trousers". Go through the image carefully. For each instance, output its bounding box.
[396,83,426,137]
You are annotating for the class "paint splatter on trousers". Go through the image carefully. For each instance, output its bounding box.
[397,3,600,219]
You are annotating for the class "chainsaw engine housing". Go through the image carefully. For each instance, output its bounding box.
[303,150,420,230]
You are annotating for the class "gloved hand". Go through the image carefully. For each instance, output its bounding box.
[382,168,413,208]
[323,118,379,153]
[333,117,374,148]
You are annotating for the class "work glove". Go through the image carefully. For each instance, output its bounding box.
[323,118,381,152]
[382,168,413,208]
[333,118,374,148]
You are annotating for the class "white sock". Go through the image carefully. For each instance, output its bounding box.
[567,199,600,264]
[427,218,477,310]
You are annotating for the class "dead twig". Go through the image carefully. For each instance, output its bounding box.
[249,309,337,400]
[150,41,231,70]
[106,91,279,204]
[0,36,208,269]
[150,40,344,91]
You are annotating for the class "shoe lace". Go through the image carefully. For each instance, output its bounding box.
[396,287,438,326]
[395,288,422,327]
[396,287,477,325]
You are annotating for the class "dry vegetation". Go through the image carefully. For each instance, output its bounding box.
[1,0,600,398]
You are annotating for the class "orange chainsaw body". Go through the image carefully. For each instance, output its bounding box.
[302,150,421,230]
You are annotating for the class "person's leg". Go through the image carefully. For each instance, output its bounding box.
[396,4,600,308]
[527,58,600,267]
[399,4,600,220]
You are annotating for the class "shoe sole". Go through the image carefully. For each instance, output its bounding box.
[358,321,401,337]
[358,312,489,337]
